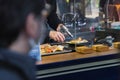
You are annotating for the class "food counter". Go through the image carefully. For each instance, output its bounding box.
[36,48,120,80]
[37,49,119,64]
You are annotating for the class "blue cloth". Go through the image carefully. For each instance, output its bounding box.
[29,45,41,61]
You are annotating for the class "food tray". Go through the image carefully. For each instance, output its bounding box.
[68,42,91,46]
[68,42,91,50]
[49,42,91,51]
[41,50,72,56]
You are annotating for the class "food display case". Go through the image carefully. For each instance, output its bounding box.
[40,0,97,56]
[37,0,120,80]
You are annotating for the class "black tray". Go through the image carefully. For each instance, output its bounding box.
[49,42,91,51]
[68,42,91,50]
[41,50,72,56]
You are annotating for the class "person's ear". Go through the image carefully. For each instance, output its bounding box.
[25,13,38,39]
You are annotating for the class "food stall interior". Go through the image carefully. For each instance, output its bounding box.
[37,0,120,80]
[40,0,120,56]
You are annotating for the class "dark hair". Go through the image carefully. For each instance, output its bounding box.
[0,0,45,48]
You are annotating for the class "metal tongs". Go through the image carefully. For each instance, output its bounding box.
[62,25,73,38]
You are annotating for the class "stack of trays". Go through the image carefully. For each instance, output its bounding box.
[92,44,109,52]
[76,44,110,54]
[75,46,94,54]
[113,42,120,49]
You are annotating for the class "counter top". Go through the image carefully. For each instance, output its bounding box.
[36,49,120,65]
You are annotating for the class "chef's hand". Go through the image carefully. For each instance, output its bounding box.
[49,30,65,42]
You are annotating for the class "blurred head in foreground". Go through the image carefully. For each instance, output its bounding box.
[0,0,46,54]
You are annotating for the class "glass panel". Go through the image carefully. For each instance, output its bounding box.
[57,0,120,49]
[57,0,97,43]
